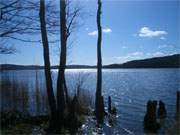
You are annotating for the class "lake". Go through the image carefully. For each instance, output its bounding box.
[0,68,179,134]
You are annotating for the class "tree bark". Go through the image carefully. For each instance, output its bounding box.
[56,0,66,125]
[95,0,105,122]
[39,0,57,120]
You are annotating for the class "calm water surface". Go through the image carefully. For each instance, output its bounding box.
[1,68,179,134]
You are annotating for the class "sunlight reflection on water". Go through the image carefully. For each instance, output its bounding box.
[1,68,179,134]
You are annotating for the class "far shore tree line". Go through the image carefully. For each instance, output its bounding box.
[0,0,105,130]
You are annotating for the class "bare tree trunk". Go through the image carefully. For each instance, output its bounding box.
[95,0,105,123]
[56,0,66,125]
[39,0,57,121]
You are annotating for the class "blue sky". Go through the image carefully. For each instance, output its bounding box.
[1,0,179,65]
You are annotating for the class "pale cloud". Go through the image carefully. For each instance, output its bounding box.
[131,51,144,56]
[114,51,166,63]
[114,56,130,62]
[102,28,112,33]
[88,28,112,36]
[115,52,144,62]
[114,51,172,63]
[152,52,164,57]
[138,27,167,38]
[158,44,174,49]
[145,52,165,57]
[85,27,89,31]
[88,30,98,36]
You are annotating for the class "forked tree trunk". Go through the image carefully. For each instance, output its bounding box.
[95,0,105,123]
[39,0,57,121]
[56,0,66,125]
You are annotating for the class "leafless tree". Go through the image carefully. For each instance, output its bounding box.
[56,0,82,125]
[0,0,59,128]
[1,0,84,129]
[39,0,57,127]
[0,0,59,54]
[56,0,66,126]
[0,44,16,54]
[95,0,105,123]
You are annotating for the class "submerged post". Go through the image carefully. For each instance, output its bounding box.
[158,100,167,119]
[108,96,112,113]
[144,100,159,132]
[176,91,180,121]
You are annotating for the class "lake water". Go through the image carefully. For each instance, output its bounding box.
[0,68,179,134]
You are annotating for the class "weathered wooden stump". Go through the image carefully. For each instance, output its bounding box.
[108,96,117,115]
[108,96,112,113]
[158,100,167,118]
[144,100,160,132]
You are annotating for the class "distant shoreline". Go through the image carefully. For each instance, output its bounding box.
[1,54,179,70]
[0,67,180,71]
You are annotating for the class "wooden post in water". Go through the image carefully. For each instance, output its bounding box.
[158,100,167,118]
[176,91,180,121]
[144,100,159,132]
[108,96,112,113]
